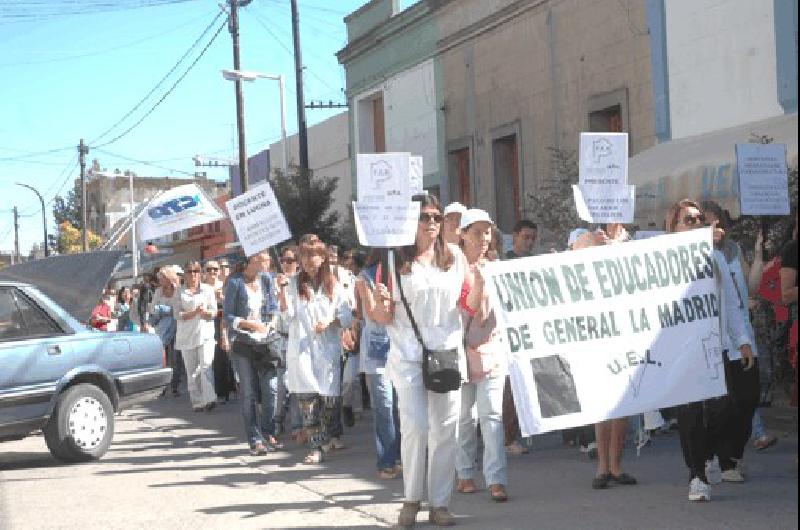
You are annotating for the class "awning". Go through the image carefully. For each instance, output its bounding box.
[630,112,797,225]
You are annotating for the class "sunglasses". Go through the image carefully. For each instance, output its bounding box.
[419,212,443,224]
[280,257,297,264]
[682,214,706,226]
[205,267,219,272]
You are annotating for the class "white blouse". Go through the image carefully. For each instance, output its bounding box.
[386,244,468,388]
[282,277,354,396]
[173,284,217,351]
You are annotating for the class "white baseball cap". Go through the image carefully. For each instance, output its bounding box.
[460,208,495,230]
[567,228,589,248]
[443,202,467,217]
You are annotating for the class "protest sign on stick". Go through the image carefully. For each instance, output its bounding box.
[736,143,790,216]
[572,184,635,224]
[579,132,628,186]
[353,201,420,247]
[356,153,411,203]
[483,228,726,436]
[226,181,292,256]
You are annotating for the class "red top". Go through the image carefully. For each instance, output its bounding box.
[90,302,112,331]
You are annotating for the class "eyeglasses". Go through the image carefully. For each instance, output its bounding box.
[682,214,705,226]
[280,257,297,264]
[205,267,219,272]
[419,212,443,224]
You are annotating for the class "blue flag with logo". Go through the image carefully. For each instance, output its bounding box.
[136,183,225,242]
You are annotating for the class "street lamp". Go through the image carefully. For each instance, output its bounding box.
[222,69,288,177]
[15,183,49,257]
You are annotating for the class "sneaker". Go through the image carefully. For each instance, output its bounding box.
[428,507,455,527]
[397,502,420,528]
[705,457,722,485]
[581,441,598,460]
[688,477,711,502]
[721,468,745,483]
[753,435,778,451]
[249,441,268,456]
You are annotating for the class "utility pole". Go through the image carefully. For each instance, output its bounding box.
[229,0,249,193]
[290,0,309,173]
[12,206,19,264]
[78,138,89,251]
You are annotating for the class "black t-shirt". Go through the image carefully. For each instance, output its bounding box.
[781,239,798,287]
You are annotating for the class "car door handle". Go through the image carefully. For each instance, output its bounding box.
[47,345,62,356]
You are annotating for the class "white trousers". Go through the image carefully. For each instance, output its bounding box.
[181,341,216,408]
[395,382,461,507]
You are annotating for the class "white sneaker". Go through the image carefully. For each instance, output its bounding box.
[688,477,711,502]
[705,457,722,485]
[721,468,745,483]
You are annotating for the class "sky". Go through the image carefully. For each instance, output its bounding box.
[0,0,401,255]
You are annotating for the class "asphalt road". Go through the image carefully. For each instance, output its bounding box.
[0,394,797,530]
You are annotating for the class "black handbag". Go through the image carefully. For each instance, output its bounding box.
[233,331,283,369]
[394,265,461,393]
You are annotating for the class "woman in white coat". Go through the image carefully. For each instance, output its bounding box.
[364,194,483,528]
[277,234,353,464]
[174,260,218,412]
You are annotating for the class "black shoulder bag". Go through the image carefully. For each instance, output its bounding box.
[394,265,461,393]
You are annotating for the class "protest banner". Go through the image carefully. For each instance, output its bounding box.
[353,201,420,247]
[356,152,411,203]
[572,184,635,224]
[736,143,790,216]
[483,228,726,435]
[137,183,225,242]
[409,156,424,196]
[579,132,628,186]
[225,181,292,256]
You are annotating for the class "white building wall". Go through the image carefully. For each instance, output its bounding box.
[353,58,439,176]
[665,0,783,139]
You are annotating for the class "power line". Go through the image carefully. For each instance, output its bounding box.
[91,18,227,149]
[0,0,200,21]
[0,145,74,163]
[89,10,225,145]
[93,148,196,176]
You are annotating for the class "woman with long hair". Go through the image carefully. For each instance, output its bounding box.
[114,286,134,332]
[277,234,353,464]
[455,209,509,502]
[665,199,754,502]
[363,194,484,528]
[174,260,218,412]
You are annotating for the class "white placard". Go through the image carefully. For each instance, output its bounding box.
[573,184,635,224]
[225,181,292,256]
[409,156,424,196]
[579,132,629,186]
[357,153,411,203]
[633,230,666,240]
[353,201,420,248]
[484,228,726,435]
[137,183,225,242]
[736,143,790,216]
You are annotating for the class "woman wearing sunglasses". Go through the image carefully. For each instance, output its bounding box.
[174,260,218,412]
[362,194,484,528]
[665,199,754,502]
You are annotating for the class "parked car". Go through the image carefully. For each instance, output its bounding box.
[0,274,171,462]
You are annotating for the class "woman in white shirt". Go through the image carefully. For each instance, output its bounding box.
[364,194,483,528]
[277,234,353,464]
[174,260,218,412]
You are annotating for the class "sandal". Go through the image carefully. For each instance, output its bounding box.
[488,484,508,502]
[456,478,477,493]
[303,448,324,464]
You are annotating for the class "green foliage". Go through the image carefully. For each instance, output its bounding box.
[52,180,81,228]
[271,165,342,245]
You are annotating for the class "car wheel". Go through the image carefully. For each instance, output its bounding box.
[43,383,115,462]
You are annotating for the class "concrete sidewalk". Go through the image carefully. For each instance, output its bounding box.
[0,393,797,529]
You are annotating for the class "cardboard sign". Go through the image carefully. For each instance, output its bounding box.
[353,201,420,248]
[573,184,635,224]
[483,228,726,435]
[226,181,292,256]
[357,153,411,204]
[736,143,790,216]
[579,132,629,186]
[137,183,225,242]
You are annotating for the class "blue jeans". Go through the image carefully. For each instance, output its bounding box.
[365,373,400,471]
[231,352,278,446]
[456,374,507,486]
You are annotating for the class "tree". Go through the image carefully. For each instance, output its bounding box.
[522,146,583,249]
[52,180,81,228]
[57,221,102,254]
[271,166,342,244]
